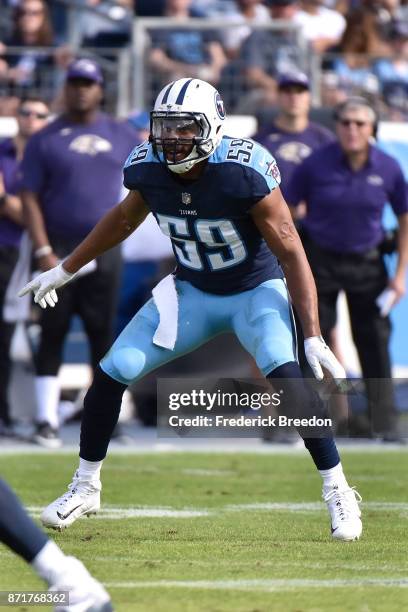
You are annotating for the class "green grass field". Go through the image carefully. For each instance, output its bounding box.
[0,450,407,612]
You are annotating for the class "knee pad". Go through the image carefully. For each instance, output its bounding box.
[111,347,146,382]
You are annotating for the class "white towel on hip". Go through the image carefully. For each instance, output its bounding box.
[152,273,178,350]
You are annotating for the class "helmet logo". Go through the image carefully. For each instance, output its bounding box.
[215,92,225,119]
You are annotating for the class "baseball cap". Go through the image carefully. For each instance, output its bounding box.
[278,70,310,90]
[66,58,104,84]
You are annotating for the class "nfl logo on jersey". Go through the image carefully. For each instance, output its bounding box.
[182,192,192,205]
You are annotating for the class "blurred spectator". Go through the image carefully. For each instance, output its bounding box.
[134,0,166,15]
[323,8,388,101]
[126,109,150,141]
[148,0,227,86]
[20,58,137,448]
[0,95,49,437]
[362,0,404,22]
[135,0,216,15]
[329,1,359,15]
[297,0,346,53]
[254,70,334,198]
[239,0,304,110]
[286,96,408,441]
[221,0,271,59]
[0,0,55,89]
[374,20,408,91]
[399,0,408,19]
[191,0,227,14]
[319,70,348,106]
[382,80,408,120]
[361,0,408,42]
[78,0,133,49]
[48,1,69,45]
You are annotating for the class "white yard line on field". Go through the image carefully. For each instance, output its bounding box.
[26,500,408,520]
[1,441,407,454]
[26,506,210,518]
[225,501,408,513]
[96,557,408,573]
[105,578,408,592]
[181,468,237,476]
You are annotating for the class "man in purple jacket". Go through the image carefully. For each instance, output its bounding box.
[20,58,137,448]
[286,96,408,442]
[0,95,49,436]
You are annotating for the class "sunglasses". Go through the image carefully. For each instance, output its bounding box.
[19,9,44,16]
[338,119,369,127]
[19,108,48,119]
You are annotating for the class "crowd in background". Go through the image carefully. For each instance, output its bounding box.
[0,0,407,446]
[0,0,407,118]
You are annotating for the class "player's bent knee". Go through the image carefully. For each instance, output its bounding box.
[255,339,293,374]
[111,347,146,383]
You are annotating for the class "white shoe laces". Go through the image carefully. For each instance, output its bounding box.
[323,486,362,522]
[56,472,97,506]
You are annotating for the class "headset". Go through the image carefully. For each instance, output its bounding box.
[333,96,379,139]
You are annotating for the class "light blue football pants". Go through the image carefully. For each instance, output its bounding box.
[100,278,297,385]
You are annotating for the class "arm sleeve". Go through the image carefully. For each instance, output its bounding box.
[20,134,47,193]
[239,144,281,212]
[240,32,265,70]
[123,164,141,191]
[123,143,150,191]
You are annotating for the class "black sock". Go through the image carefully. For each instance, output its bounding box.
[80,366,127,461]
[0,479,48,562]
[267,361,340,470]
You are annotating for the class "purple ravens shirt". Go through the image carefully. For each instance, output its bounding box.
[0,138,23,247]
[20,113,137,240]
[254,122,334,198]
[286,142,408,253]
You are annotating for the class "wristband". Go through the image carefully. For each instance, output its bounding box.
[34,245,53,259]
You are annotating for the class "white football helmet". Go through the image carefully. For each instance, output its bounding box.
[150,78,226,174]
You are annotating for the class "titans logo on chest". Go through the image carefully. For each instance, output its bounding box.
[179,192,197,215]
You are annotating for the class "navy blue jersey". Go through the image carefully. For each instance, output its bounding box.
[123,136,283,294]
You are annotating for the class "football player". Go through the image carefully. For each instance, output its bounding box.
[0,478,112,611]
[19,78,362,541]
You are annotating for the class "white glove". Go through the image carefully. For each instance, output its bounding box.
[18,263,75,309]
[304,336,346,380]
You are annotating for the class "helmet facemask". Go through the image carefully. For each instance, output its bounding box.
[150,111,215,174]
